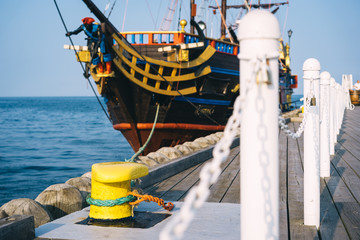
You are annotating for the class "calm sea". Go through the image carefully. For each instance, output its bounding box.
[0,95,304,207]
[291,94,303,103]
[0,97,133,206]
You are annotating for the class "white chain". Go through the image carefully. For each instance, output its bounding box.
[159,94,243,240]
[278,79,315,138]
[159,55,269,240]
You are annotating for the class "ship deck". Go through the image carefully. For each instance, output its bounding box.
[144,107,360,239]
[34,107,360,239]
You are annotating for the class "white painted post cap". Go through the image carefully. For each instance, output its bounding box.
[320,71,331,85]
[303,58,321,71]
[237,10,280,40]
[330,77,336,86]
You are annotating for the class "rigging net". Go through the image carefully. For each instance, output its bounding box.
[159,0,179,31]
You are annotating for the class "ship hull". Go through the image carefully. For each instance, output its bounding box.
[101,45,238,154]
[76,1,295,155]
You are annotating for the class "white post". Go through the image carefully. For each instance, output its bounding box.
[303,58,320,228]
[336,83,341,135]
[320,71,331,177]
[339,83,345,124]
[342,75,349,109]
[342,75,352,110]
[329,77,336,155]
[344,74,354,109]
[238,10,280,240]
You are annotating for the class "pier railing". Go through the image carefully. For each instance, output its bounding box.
[160,9,355,240]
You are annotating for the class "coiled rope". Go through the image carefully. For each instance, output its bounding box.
[86,191,174,211]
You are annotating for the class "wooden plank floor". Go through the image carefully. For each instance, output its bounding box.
[144,106,360,239]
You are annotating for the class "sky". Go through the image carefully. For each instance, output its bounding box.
[0,0,359,97]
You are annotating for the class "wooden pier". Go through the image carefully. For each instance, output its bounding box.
[144,107,360,239]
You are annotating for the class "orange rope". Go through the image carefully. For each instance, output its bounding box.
[127,191,174,211]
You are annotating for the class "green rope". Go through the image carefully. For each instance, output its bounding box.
[86,194,137,207]
[126,103,160,162]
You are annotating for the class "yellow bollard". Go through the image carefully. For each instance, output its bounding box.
[89,162,148,220]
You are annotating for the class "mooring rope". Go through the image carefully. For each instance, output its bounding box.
[126,103,160,162]
[86,191,174,211]
[86,194,136,207]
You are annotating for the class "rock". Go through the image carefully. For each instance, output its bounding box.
[35,184,83,219]
[193,137,211,148]
[215,132,224,139]
[0,209,7,219]
[81,172,92,179]
[147,152,169,164]
[157,147,182,160]
[204,135,217,145]
[137,156,159,167]
[174,144,192,155]
[65,177,91,207]
[182,141,202,151]
[209,133,221,142]
[0,198,52,227]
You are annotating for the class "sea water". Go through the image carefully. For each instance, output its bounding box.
[0,97,133,206]
[0,95,304,207]
[291,94,303,103]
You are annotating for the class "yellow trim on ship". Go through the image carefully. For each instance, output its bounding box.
[112,46,211,81]
[113,58,197,96]
[112,34,216,69]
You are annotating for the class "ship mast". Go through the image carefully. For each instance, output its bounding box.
[220,0,227,39]
[190,0,227,37]
[193,0,227,38]
[190,0,196,33]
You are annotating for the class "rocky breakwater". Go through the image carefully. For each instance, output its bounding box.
[0,130,240,228]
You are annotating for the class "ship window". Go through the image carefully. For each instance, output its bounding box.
[199,76,230,96]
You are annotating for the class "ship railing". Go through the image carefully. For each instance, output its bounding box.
[120,31,239,56]
[121,31,180,45]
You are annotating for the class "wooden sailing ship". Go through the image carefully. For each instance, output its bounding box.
[68,0,296,155]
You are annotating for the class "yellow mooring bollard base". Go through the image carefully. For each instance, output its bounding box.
[89,162,148,220]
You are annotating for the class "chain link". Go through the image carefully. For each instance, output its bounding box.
[278,78,315,138]
[159,93,244,240]
[159,55,273,240]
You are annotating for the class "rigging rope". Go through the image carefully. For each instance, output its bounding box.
[57,0,221,126]
[126,103,160,162]
[177,0,183,31]
[121,0,129,32]
[117,34,221,126]
[107,0,117,18]
[101,1,221,125]
[53,0,112,124]
[281,3,289,39]
[214,0,234,43]
[145,0,157,28]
